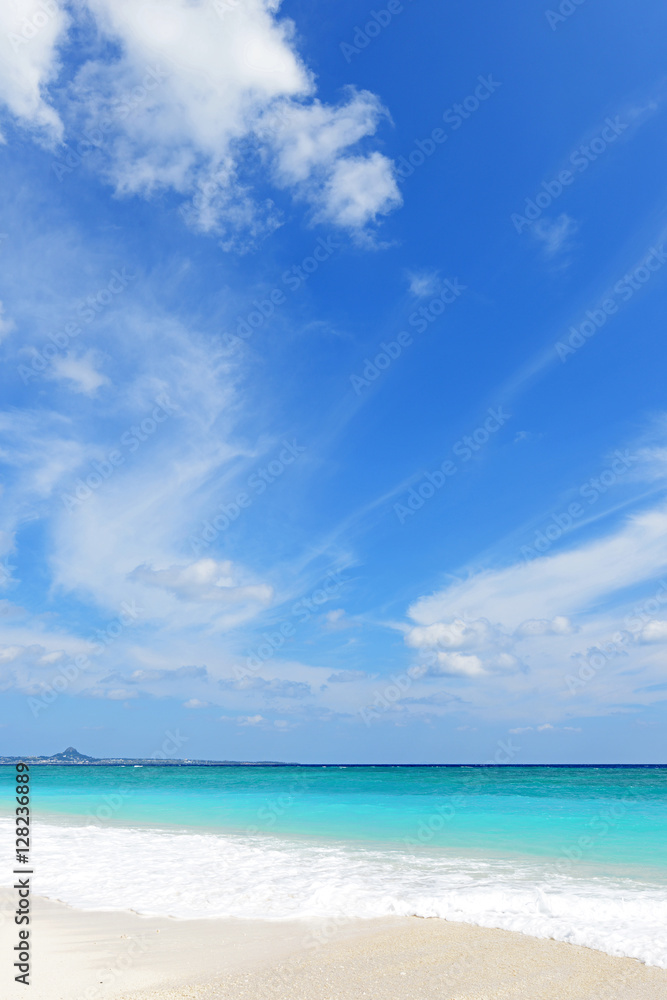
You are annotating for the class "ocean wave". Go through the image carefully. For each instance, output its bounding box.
[3,819,666,967]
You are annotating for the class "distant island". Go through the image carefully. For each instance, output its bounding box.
[0,746,297,766]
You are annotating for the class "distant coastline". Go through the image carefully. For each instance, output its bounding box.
[0,746,297,767]
[0,747,664,767]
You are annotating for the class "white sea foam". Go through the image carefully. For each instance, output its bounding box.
[3,819,666,967]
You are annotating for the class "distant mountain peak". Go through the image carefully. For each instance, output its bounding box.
[51,747,96,761]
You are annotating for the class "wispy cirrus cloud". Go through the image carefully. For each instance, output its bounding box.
[0,301,16,341]
[48,350,110,395]
[394,436,667,720]
[532,213,578,258]
[408,506,667,631]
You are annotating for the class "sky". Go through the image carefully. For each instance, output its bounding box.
[1,0,667,764]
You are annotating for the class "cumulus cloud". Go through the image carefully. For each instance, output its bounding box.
[312,150,401,230]
[268,93,382,182]
[406,617,505,651]
[129,558,273,606]
[405,617,525,678]
[431,651,485,677]
[0,1,401,243]
[514,616,573,637]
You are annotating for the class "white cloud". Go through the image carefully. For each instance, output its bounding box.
[395,433,667,715]
[82,0,309,141]
[406,618,504,651]
[130,558,273,606]
[314,151,401,230]
[238,714,264,726]
[432,651,486,677]
[0,638,95,695]
[1,0,398,243]
[407,270,440,298]
[406,617,573,660]
[72,0,307,203]
[325,608,345,625]
[179,163,282,251]
[0,0,68,142]
[494,651,522,671]
[0,644,24,664]
[183,697,207,708]
[37,304,268,632]
[397,492,667,717]
[515,616,573,637]
[268,93,401,229]
[49,351,110,395]
[102,687,137,700]
[638,620,667,643]
[405,616,534,680]
[0,2,401,242]
[269,92,385,184]
[0,409,87,528]
[409,506,667,631]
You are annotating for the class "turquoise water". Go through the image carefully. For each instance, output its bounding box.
[1,764,665,868]
[1,765,666,964]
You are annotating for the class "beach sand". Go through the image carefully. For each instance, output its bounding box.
[1,891,666,1000]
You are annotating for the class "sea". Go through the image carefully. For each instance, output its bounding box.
[1,764,666,967]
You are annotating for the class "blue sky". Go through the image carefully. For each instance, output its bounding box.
[1,0,667,764]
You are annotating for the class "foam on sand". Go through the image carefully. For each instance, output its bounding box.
[4,819,666,968]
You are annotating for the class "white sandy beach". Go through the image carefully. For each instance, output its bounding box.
[2,891,666,1000]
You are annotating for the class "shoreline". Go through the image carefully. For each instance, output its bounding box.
[1,893,666,1000]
